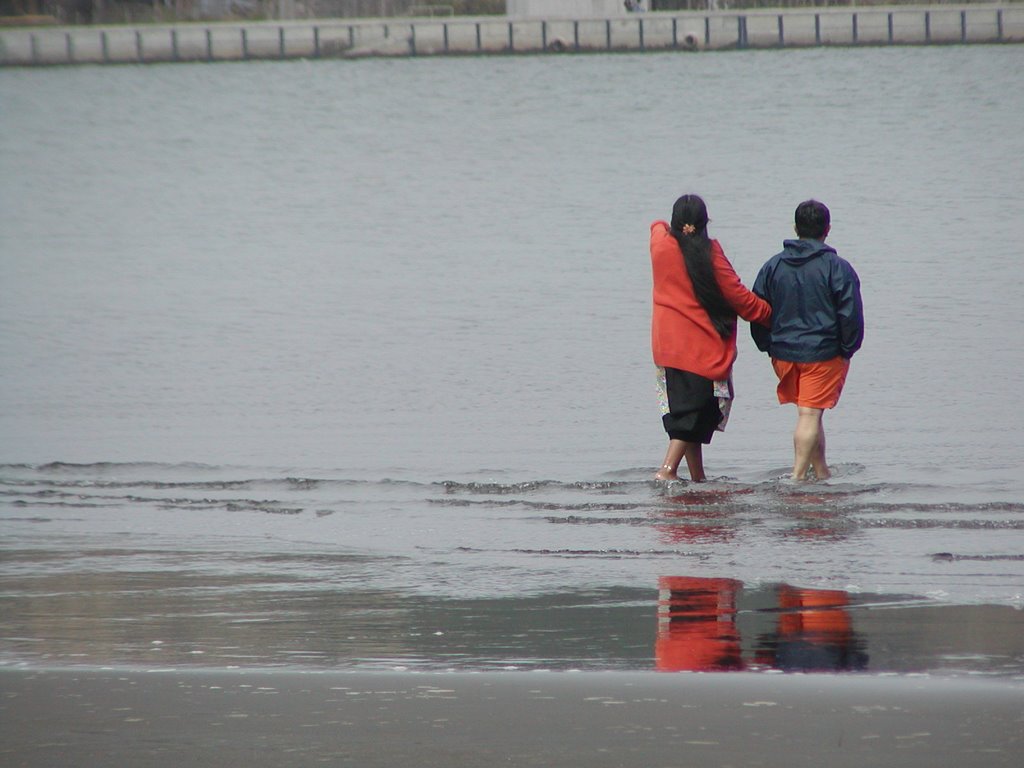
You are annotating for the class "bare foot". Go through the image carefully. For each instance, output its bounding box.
[791,468,830,483]
[655,466,678,481]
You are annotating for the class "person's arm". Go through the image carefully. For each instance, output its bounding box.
[834,261,864,358]
[749,265,772,353]
[712,244,772,327]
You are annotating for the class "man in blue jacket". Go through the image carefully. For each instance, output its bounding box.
[751,200,864,481]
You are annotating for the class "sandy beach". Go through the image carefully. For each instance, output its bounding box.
[2,668,1022,767]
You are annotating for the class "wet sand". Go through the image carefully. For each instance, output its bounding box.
[2,668,1021,767]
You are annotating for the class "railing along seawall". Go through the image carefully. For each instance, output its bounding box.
[1,5,1021,66]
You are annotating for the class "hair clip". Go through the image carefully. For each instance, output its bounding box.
[681,224,696,235]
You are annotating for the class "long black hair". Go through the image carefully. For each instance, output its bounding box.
[669,194,736,340]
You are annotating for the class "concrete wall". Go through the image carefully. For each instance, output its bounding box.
[1,5,1021,64]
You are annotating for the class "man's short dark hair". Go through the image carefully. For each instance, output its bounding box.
[795,200,830,240]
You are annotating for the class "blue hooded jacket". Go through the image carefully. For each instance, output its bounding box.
[750,239,864,362]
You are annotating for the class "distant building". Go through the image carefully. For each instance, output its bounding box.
[506,1,722,17]
[507,1,630,18]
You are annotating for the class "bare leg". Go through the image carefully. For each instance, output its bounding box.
[814,420,829,480]
[655,439,686,480]
[656,439,706,482]
[792,406,829,481]
[682,442,706,482]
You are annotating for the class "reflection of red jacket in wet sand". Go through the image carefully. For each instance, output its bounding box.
[650,221,771,380]
[656,576,743,672]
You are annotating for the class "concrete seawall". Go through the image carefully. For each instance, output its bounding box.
[1,5,1021,66]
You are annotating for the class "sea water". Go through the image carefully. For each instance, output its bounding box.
[1,45,1023,675]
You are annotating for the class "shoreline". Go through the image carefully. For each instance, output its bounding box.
[2,666,1022,767]
[1,4,1021,66]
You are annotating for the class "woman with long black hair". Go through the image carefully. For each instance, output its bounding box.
[651,194,771,481]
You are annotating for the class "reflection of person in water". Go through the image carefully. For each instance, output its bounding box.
[655,577,867,672]
[656,576,743,671]
[757,585,869,671]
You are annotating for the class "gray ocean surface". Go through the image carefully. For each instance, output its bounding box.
[2,46,1024,676]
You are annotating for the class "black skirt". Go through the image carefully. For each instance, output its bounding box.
[661,367,722,445]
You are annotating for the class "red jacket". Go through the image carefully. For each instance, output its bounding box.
[651,221,771,381]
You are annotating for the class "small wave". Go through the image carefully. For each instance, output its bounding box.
[437,479,646,495]
[455,546,695,558]
[10,499,112,509]
[3,464,1021,529]
[0,463,986,503]
[13,461,223,473]
[1,479,263,492]
[853,501,1024,514]
[545,515,655,527]
[141,497,305,515]
[861,518,1024,530]
[428,498,649,512]
[438,480,566,494]
[0,473,426,493]
[931,553,1024,562]
[224,502,303,515]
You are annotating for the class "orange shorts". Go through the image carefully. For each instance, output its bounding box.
[772,356,850,409]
